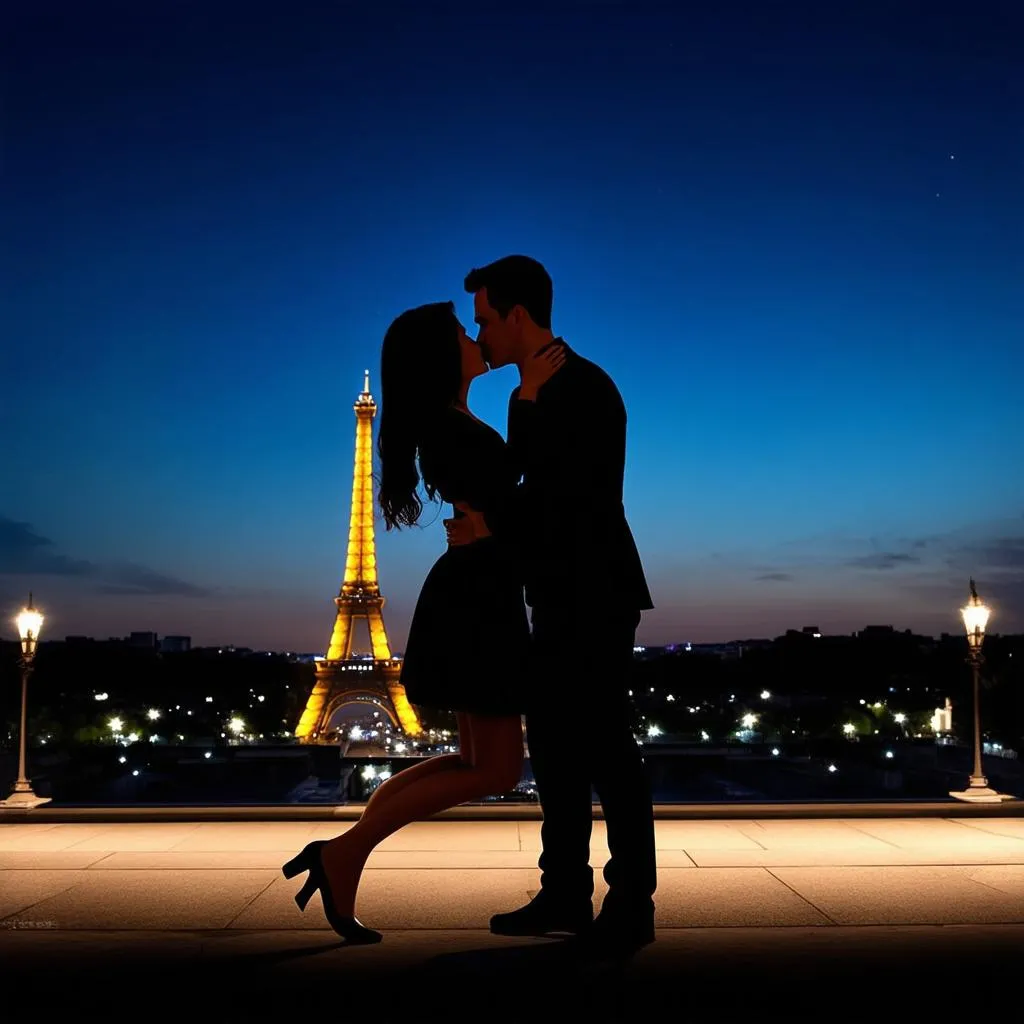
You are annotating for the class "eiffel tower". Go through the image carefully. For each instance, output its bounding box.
[294,370,423,743]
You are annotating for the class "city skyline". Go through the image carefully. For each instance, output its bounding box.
[8,618,1023,658]
[2,561,1019,655]
[3,2,1022,650]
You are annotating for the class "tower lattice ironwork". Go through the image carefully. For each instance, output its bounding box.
[294,371,422,743]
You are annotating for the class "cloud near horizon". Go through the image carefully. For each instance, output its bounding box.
[2,512,1021,648]
[845,552,922,570]
[0,515,210,598]
[695,518,1024,634]
[833,524,1024,628]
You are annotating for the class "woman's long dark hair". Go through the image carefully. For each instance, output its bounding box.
[377,301,462,530]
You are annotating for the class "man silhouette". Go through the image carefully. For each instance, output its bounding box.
[448,255,657,957]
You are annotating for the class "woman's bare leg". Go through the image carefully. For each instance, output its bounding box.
[321,712,523,916]
[355,713,471,815]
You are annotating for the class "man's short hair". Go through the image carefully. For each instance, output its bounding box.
[464,255,552,329]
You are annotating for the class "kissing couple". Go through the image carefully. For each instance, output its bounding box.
[283,255,657,959]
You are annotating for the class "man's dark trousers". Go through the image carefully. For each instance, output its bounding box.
[525,604,657,909]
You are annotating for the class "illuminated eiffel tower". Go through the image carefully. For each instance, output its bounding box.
[294,370,423,743]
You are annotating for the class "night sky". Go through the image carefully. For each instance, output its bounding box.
[3,1,1022,651]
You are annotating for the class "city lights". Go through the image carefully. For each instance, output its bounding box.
[4,566,1019,812]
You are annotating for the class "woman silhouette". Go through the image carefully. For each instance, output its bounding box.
[282,300,563,941]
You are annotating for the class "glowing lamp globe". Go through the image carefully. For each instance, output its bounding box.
[16,594,43,658]
[960,579,991,651]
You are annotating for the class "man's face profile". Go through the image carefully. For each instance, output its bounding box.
[473,288,517,369]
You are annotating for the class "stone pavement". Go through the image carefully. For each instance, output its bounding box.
[1,816,1022,1020]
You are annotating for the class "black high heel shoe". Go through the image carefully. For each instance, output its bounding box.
[282,840,382,944]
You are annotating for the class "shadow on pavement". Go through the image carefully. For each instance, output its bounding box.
[2,925,1021,1021]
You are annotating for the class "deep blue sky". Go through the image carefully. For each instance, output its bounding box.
[3,1,1022,650]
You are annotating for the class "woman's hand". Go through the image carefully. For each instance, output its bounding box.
[519,343,566,401]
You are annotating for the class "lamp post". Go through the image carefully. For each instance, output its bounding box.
[3,593,52,808]
[950,579,1011,803]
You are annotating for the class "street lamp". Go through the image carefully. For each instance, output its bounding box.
[950,579,1011,803]
[2,594,52,808]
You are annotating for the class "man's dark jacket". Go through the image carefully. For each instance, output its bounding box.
[488,341,653,614]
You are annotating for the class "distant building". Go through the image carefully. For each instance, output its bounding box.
[783,627,822,640]
[688,642,743,659]
[128,631,158,649]
[736,639,774,655]
[931,697,953,733]
[160,635,191,653]
[632,645,665,660]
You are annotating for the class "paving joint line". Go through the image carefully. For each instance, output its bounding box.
[764,867,839,926]
[843,821,904,849]
[223,874,280,929]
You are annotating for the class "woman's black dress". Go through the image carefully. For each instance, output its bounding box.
[399,408,530,716]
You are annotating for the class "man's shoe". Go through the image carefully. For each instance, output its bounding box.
[568,902,655,960]
[489,893,594,936]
